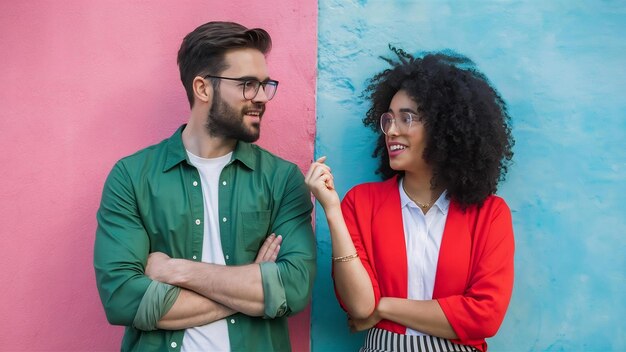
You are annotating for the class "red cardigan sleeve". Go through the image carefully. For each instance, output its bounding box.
[437,197,515,343]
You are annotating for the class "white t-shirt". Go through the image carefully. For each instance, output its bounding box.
[398,179,450,336]
[182,150,232,352]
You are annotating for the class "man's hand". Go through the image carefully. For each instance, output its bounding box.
[145,252,177,284]
[255,233,282,263]
[146,233,281,284]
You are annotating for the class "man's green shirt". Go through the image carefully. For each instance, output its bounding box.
[94,125,316,351]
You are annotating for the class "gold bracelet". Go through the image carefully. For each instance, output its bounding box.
[332,253,359,262]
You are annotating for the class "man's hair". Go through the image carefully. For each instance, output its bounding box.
[177,21,272,108]
[363,47,514,208]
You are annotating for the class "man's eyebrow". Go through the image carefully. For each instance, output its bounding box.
[237,75,271,82]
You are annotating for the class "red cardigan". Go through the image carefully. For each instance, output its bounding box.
[337,176,514,351]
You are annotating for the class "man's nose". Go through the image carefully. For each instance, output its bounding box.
[252,85,269,103]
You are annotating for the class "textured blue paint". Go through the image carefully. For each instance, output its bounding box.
[314,1,626,351]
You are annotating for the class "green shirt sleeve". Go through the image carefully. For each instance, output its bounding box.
[263,165,317,317]
[94,161,165,327]
[133,281,181,330]
[259,262,288,318]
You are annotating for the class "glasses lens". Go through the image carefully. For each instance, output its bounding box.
[242,80,278,100]
[398,112,414,131]
[380,113,393,135]
[263,81,278,100]
[243,81,261,100]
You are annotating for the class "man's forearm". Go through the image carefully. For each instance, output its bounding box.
[157,288,236,330]
[164,260,265,316]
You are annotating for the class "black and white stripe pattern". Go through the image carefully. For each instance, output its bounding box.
[359,328,478,352]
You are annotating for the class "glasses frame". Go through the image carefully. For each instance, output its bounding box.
[379,111,420,135]
[204,75,279,101]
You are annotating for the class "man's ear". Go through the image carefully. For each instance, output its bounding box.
[192,76,212,104]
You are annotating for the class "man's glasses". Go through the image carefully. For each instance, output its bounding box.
[204,75,279,101]
[379,112,421,135]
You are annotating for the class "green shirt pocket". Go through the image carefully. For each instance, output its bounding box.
[240,210,272,253]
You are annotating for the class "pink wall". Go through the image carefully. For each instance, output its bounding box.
[0,1,317,351]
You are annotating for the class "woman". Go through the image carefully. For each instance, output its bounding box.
[306,49,515,352]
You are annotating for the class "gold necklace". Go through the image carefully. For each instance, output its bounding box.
[403,183,437,210]
[413,198,431,209]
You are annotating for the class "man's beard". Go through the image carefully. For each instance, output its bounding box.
[205,91,264,143]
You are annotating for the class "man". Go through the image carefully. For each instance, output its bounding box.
[94,21,316,351]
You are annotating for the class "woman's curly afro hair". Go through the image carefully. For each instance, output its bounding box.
[363,47,514,208]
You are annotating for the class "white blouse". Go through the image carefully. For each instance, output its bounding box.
[398,179,450,336]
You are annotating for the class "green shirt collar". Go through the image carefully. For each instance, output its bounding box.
[163,124,256,172]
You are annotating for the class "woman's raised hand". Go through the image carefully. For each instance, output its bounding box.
[305,156,340,209]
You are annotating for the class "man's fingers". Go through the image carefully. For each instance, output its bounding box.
[147,251,169,264]
[255,234,275,263]
[260,233,275,253]
[255,234,282,263]
[270,245,280,262]
[266,235,282,261]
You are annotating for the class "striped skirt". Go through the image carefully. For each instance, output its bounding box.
[359,328,478,352]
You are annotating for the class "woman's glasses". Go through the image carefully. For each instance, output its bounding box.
[379,112,421,135]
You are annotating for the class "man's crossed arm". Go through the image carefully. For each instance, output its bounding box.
[145,234,283,330]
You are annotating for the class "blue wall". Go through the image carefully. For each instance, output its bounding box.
[313,1,626,351]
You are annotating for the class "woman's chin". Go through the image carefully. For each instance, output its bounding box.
[388,162,405,172]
